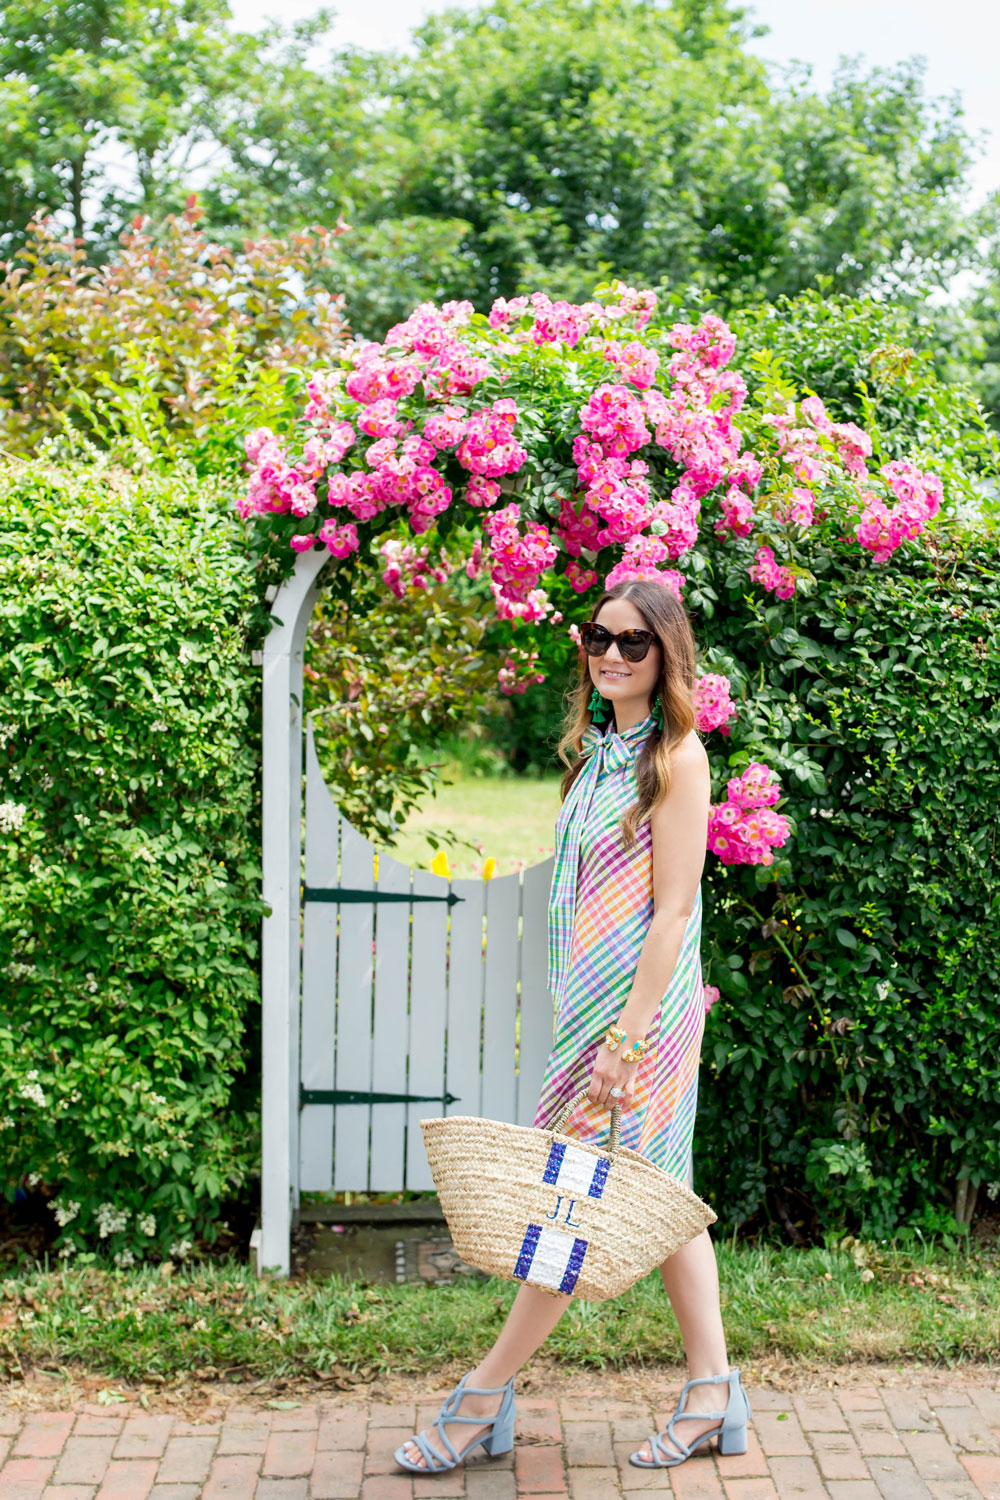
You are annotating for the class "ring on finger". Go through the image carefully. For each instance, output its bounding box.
[609,1085,625,1099]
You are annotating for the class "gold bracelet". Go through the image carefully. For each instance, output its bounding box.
[603,1026,627,1052]
[621,1036,650,1063]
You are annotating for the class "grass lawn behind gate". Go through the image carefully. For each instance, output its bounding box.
[389,768,562,878]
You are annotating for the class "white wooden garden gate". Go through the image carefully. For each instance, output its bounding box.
[257,549,556,1275]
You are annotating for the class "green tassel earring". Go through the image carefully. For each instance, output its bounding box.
[651,698,664,729]
[588,686,611,725]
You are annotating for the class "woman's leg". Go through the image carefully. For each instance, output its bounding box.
[401,1282,572,1469]
[634,1228,732,1462]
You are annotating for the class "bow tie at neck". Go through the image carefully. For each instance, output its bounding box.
[579,710,658,773]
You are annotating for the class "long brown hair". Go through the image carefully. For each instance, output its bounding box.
[556,578,699,848]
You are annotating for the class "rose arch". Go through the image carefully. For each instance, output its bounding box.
[247,287,946,1274]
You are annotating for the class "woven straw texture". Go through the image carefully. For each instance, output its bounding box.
[421,1091,716,1302]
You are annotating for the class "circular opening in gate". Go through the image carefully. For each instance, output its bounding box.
[303,535,570,878]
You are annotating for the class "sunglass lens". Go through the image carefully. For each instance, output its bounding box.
[581,625,611,655]
[620,632,652,661]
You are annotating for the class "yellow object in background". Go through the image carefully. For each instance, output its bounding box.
[430,849,451,879]
[483,856,497,881]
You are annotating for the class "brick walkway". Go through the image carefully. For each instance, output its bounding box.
[2,1376,1000,1500]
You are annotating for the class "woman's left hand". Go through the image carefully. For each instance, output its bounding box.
[587,1044,638,1108]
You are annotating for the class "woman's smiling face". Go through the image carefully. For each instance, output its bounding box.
[588,597,661,710]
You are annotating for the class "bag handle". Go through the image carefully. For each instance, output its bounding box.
[548,1087,622,1163]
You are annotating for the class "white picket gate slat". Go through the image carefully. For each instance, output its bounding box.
[480,874,521,1124]
[331,807,376,1191]
[369,843,412,1189]
[404,868,451,1190]
[517,858,555,1125]
[444,878,487,1120]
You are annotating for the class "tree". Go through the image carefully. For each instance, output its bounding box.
[962,192,1000,429]
[0,0,241,251]
[377,0,977,316]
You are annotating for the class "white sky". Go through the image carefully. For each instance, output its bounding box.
[228,0,1000,209]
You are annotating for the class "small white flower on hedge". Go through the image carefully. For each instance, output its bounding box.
[96,1203,130,1238]
[138,1214,156,1235]
[26,1171,42,1188]
[178,644,195,663]
[0,1117,13,1130]
[150,720,168,732]
[149,1093,167,1107]
[3,961,33,980]
[74,813,91,827]
[50,1199,81,1226]
[169,1239,193,1259]
[84,973,98,993]
[113,1249,136,1268]
[19,1075,46,1107]
[0,723,17,743]
[0,801,26,832]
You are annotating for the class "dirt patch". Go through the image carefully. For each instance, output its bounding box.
[1,1355,997,1423]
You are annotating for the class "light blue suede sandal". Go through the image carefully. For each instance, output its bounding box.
[630,1367,752,1468]
[394,1372,517,1475]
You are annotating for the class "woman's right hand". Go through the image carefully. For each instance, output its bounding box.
[587,1044,638,1108]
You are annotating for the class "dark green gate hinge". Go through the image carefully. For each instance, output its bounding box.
[303,886,464,907]
[300,1088,461,1107]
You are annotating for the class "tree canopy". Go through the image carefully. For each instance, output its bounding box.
[0,0,995,372]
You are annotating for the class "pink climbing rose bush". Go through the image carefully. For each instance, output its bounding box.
[707,764,791,868]
[239,285,943,617]
[239,283,949,872]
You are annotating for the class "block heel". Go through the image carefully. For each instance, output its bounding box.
[717,1420,748,1455]
[629,1367,753,1469]
[480,1407,516,1456]
[717,1375,752,1455]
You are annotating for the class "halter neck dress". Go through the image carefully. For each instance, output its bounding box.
[533,710,705,1186]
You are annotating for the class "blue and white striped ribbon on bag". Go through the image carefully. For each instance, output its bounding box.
[512,1141,609,1294]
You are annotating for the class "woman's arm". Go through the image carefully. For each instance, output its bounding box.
[588,732,711,1107]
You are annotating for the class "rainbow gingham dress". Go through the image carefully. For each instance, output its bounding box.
[533,709,705,1186]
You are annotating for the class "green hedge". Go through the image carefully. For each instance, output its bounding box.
[695,537,1000,1239]
[0,459,267,1264]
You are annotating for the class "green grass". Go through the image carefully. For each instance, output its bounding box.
[386,769,562,878]
[4,1240,999,1384]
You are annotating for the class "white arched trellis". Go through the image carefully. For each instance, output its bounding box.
[257,550,556,1276]
[259,548,329,1277]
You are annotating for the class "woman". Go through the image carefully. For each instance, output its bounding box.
[396,575,751,1475]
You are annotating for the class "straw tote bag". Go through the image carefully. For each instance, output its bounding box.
[420,1087,717,1302]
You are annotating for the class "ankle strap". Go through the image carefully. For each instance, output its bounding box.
[454,1374,514,1396]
